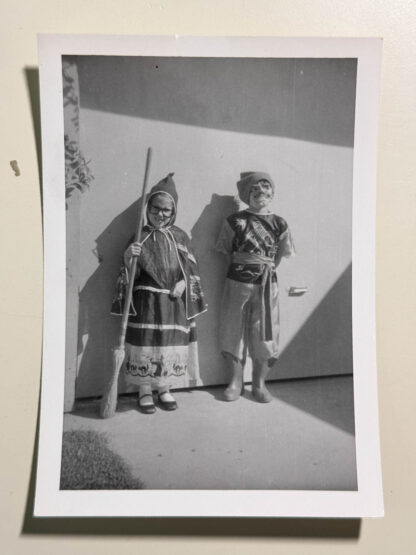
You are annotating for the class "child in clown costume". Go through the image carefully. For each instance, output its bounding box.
[215,171,295,402]
[111,173,207,413]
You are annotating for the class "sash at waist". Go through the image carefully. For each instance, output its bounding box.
[232,252,275,269]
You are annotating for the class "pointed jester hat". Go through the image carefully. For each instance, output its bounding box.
[147,172,178,206]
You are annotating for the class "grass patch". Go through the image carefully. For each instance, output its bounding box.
[60,430,144,490]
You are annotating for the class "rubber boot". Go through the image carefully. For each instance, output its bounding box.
[252,359,273,403]
[223,354,244,401]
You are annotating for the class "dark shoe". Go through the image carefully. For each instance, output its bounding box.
[158,392,177,411]
[138,393,156,414]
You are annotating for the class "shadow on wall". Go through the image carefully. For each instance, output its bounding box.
[76,198,143,398]
[190,194,239,383]
[75,56,357,148]
[271,263,353,380]
[76,194,239,397]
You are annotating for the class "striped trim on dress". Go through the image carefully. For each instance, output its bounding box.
[127,322,196,333]
[133,285,171,294]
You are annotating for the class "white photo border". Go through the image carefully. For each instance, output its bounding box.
[35,34,383,518]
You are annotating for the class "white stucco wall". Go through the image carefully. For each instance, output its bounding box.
[68,56,355,398]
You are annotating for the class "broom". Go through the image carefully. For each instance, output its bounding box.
[99,147,152,418]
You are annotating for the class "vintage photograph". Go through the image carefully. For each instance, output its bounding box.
[35,35,383,517]
[62,53,356,491]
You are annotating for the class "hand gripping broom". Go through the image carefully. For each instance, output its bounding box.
[100,147,152,418]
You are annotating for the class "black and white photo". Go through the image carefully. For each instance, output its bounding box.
[35,35,383,517]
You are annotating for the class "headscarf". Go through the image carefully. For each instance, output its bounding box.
[145,172,178,227]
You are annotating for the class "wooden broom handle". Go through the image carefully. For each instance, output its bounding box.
[117,147,152,348]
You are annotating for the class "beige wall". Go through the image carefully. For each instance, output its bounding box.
[1,0,416,554]
[71,56,355,398]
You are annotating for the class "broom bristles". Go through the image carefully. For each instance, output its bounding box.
[99,383,118,419]
[99,347,125,418]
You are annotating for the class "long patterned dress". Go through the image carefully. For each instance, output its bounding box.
[111,224,207,391]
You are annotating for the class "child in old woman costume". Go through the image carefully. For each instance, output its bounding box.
[215,172,295,403]
[111,174,207,413]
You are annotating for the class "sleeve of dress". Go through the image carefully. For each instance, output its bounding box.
[214,219,234,255]
[110,235,139,316]
[110,263,129,315]
[180,231,208,317]
[279,225,296,258]
[123,234,141,274]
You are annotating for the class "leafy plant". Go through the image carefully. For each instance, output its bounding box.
[65,134,94,203]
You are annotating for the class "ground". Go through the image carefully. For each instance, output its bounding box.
[63,375,357,490]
